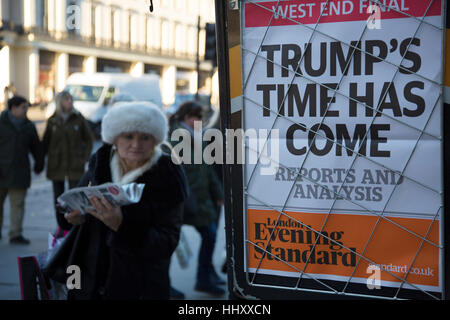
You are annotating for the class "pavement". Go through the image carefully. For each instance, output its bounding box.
[0,107,229,300]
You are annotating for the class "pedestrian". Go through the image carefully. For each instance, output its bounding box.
[0,95,44,244]
[42,91,94,235]
[2,85,15,111]
[44,101,188,300]
[169,100,225,296]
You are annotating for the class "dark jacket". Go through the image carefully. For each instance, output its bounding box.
[44,144,188,300]
[168,121,223,227]
[43,111,93,181]
[0,110,44,189]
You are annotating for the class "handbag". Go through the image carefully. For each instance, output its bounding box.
[17,256,51,300]
[42,225,83,285]
[17,228,77,300]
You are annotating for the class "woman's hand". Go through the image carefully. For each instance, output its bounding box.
[64,210,86,226]
[87,196,123,232]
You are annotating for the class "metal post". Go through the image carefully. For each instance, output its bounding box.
[196,15,201,101]
[443,0,450,300]
[214,0,234,298]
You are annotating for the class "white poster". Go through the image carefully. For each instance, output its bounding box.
[242,0,443,294]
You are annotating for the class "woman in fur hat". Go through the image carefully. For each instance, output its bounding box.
[44,102,188,300]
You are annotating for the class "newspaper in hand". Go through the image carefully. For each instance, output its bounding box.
[57,183,145,214]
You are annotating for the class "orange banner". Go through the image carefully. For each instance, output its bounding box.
[247,209,439,288]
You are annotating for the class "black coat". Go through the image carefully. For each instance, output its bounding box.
[0,110,44,189]
[168,121,224,227]
[44,144,188,300]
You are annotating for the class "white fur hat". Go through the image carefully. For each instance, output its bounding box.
[101,101,168,145]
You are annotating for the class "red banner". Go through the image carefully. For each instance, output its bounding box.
[245,0,442,28]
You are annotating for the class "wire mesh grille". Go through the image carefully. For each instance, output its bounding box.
[239,0,444,299]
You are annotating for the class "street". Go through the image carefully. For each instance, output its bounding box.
[0,107,228,300]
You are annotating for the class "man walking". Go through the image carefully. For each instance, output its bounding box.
[0,95,44,244]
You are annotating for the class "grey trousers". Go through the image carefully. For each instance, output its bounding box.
[0,188,27,239]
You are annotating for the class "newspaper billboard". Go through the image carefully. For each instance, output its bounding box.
[238,0,444,298]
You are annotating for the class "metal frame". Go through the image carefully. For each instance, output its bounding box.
[216,0,449,300]
[443,0,450,300]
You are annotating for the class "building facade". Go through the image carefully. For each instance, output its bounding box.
[0,0,216,107]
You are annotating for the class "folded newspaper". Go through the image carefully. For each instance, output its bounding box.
[57,183,145,214]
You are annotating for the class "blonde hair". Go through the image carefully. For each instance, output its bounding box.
[54,91,73,115]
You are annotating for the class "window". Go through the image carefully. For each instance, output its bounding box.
[188,26,197,56]
[175,23,187,56]
[35,0,48,31]
[110,9,115,45]
[128,14,141,49]
[128,13,132,48]
[66,0,80,35]
[111,10,121,47]
[66,85,104,102]
[90,5,96,39]
[161,20,171,53]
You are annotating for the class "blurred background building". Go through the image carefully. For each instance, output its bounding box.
[0,0,217,109]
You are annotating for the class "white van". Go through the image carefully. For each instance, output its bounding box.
[45,72,162,126]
